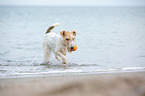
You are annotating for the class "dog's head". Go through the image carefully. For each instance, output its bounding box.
[60,30,76,53]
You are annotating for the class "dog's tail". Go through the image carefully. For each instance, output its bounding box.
[46,23,60,34]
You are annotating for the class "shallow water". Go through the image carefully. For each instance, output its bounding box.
[0,6,145,78]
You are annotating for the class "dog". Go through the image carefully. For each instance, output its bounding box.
[42,23,76,64]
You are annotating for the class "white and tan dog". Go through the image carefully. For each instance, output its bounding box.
[42,23,76,64]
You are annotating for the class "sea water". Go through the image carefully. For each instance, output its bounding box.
[0,6,145,78]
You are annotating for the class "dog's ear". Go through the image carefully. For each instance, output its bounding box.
[60,30,65,37]
[72,31,76,36]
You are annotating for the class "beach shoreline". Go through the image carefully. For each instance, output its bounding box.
[0,71,145,96]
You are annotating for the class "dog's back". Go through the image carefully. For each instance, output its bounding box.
[43,32,63,53]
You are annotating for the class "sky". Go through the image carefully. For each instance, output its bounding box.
[0,0,145,6]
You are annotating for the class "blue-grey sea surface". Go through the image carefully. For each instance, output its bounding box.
[0,6,145,77]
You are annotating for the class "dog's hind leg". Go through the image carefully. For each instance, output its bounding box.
[42,44,51,64]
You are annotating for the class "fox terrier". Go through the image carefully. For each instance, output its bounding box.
[42,23,77,64]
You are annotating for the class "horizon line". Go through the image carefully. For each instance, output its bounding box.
[0,4,145,7]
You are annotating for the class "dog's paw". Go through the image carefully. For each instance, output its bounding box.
[62,62,67,65]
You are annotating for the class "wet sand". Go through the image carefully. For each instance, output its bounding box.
[0,71,145,96]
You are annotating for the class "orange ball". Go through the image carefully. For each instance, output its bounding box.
[74,45,77,51]
[71,45,77,51]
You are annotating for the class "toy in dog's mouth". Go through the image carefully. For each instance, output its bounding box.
[70,45,77,51]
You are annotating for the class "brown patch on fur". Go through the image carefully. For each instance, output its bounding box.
[72,31,76,36]
[60,30,77,54]
[60,30,65,37]
[60,31,75,41]
[46,26,55,34]
[60,31,75,38]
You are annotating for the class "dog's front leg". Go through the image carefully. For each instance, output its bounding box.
[55,55,61,61]
[56,52,67,64]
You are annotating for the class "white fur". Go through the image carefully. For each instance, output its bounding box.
[42,32,67,64]
[42,23,76,64]
[51,23,60,26]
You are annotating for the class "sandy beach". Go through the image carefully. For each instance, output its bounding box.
[0,71,145,96]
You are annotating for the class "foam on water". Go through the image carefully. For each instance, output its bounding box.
[122,67,145,70]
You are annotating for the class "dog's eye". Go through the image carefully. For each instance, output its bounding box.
[66,38,69,41]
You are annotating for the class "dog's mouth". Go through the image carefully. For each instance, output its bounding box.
[70,48,74,51]
[68,45,77,52]
[67,47,72,53]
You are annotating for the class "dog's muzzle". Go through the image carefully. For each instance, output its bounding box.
[70,46,74,51]
[71,46,74,50]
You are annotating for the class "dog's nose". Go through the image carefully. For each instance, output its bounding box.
[71,47,74,49]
